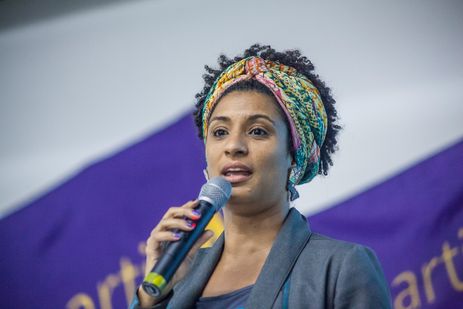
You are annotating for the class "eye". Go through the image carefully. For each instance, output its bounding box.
[249,127,268,136]
[213,128,228,137]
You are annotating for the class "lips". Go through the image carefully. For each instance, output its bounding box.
[221,162,253,184]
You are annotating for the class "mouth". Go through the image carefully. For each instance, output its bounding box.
[221,162,253,184]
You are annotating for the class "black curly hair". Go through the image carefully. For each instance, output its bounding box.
[193,44,341,176]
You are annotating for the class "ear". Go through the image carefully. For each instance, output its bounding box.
[286,154,294,179]
[204,152,210,180]
[286,152,295,169]
[203,168,210,181]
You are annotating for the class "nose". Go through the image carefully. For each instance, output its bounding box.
[224,132,248,157]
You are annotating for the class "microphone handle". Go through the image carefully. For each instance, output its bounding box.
[142,200,216,297]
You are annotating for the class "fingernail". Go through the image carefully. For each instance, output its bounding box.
[173,232,181,239]
[186,220,194,228]
[192,210,201,217]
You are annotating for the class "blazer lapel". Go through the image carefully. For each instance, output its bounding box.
[169,234,224,309]
[246,208,312,308]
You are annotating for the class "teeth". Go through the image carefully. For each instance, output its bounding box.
[223,166,252,176]
[225,170,250,176]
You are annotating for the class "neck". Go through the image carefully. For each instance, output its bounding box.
[221,200,290,257]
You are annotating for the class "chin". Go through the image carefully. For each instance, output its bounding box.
[229,185,254,199]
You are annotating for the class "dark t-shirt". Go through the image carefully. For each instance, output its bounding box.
[195,285,254,309]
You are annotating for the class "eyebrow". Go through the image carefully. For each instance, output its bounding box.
[209,114,276,125]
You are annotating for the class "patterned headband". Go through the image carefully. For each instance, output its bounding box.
[201,56,328,199]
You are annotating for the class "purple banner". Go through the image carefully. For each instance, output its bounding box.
[309,138,463,308]
[1,112,462,308]
[0,114,207,308]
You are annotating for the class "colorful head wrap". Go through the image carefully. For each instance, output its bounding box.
[201,56,328,199]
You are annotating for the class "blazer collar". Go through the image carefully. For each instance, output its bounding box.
[169,207,312,308]
[246,207,312,308]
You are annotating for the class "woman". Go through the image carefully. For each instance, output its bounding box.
[131,44,392,308]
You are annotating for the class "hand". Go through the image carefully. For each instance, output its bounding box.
[137,200,214,307]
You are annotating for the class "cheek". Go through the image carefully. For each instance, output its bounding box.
[256,147,290,179]
[205,144,219,175]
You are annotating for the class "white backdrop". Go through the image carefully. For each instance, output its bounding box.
[1,0,462,218]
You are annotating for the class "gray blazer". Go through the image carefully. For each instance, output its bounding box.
[134,208,392,309]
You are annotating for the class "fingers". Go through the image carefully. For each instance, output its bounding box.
[183,199,200,209]
[161,200,201,221]
[147,230,181,247]
[145,200,202,257]
[159,217,197,232]
[156,201,201,235]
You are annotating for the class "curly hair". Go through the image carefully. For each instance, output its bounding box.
[193,44,341,176]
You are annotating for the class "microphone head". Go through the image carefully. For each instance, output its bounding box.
[198,176,232,210]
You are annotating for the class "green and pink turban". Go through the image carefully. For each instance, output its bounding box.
[201,56,328,200]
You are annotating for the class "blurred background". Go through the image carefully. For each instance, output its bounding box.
[1,0,462,308]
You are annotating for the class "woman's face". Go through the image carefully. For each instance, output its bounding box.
[205,90,292,213]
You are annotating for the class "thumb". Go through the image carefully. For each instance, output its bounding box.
[188,230,215,257]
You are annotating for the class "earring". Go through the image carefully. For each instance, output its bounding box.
[287,180,299,201]
[287,164,299,202]
[203,169,209,181]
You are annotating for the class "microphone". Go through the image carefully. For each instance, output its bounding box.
[142,176,232,297]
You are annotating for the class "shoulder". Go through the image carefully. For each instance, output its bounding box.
[295,232,392,308]
[300,232,386,279]
[307,232,379,262]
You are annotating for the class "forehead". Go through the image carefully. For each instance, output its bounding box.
[210,91,284,121]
